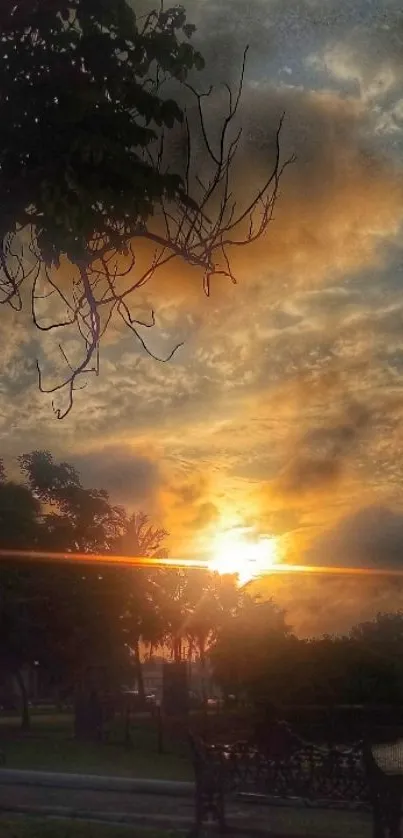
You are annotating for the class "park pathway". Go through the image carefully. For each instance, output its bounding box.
[0,771,373,837]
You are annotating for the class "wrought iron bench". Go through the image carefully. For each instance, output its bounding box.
[189,721,403,837]
[362,741,403,838]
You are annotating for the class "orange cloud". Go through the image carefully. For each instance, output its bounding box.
[255,572,403,638]
[38,81,403,373]
[128,86,403,338]
[156,469,220,554]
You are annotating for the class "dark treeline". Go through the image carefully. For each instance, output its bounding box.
[212,607,403,742]
[0,450,256,729]
[0,450,402,733]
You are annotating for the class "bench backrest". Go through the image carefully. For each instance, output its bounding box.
[189,721,368,805]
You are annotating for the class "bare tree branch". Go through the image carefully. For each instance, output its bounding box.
[0,42,293,418]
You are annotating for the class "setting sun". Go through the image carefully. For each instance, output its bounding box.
[208,528,279,586]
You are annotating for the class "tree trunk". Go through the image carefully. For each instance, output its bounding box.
[133,638,145,702]
[173,637,182,664]
[74,682,103,743]
[199,639,207,704]
[15,668,30,731]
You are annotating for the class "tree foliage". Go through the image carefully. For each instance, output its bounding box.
[2,452,403,730]
[211,598,292,701]
[0,451,163,723]
[0,0,203,266]
[211,614,403,708]
[0,0,290,417]
[0,449,245,726]
[19,449,125,551]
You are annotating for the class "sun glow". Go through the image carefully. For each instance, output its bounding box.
[208,528,279,586]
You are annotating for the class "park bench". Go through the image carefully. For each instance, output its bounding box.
[189,720,403,837]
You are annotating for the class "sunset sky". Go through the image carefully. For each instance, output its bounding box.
[2,0,403,635]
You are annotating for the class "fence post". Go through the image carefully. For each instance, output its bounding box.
[156,702,164,754]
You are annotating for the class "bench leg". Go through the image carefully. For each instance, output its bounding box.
[217,790,227,835]
[387,800,402,838]
[191,791,205,838]
[192,786,227,836]
[372,791,402,838]
[372,813,384,838]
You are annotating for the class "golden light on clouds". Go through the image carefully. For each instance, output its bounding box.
[3,0,403,641]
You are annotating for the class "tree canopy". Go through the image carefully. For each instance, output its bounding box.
[0,0,289,417]
[1,453,403,731]
[0,449,251,727]
[0,0,204,267]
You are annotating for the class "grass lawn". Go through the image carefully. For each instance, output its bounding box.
[0,819,181,838]
[0,713,192,781]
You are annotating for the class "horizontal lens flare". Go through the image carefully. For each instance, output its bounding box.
[0,548,207,570]
[0,549,402,579]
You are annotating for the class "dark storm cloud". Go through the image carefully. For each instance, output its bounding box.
[138,0,396,205]
[174,479,206,506]
[73,445,160,506]
[191,501,219,529]
[278,401,371,495]
[183,0,403,103]
[308,505,403,569]
[264,571,403,636]
[268,0,401,27]
[265,508,301,536]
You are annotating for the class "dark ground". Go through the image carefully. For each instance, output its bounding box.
[0,782,373,837]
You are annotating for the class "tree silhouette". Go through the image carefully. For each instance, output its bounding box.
[115,512,168,700]
[0,452,165,724]
[184,571,246,700]
[0,462,44,728]
[0,0,290,417]
[19,450,125,551]
[211,598,292,702]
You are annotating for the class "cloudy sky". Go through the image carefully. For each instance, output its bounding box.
[2,0,403,635]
